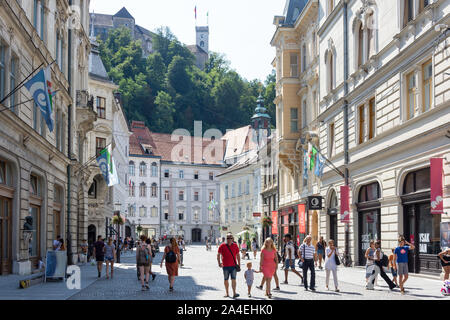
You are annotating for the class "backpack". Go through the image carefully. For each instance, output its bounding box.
[137,246,149,264]
[166,248,177,263]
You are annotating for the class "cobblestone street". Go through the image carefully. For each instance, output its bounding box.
[67,245,448,300]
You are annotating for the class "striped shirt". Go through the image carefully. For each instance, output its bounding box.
[299,243,316,260]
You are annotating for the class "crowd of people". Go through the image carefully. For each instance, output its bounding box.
[217,232,450,299]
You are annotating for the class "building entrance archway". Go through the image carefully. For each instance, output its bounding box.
[192,228,202,243]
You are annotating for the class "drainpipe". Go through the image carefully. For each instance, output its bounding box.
[343,0,351,267]
[66,5,73,265]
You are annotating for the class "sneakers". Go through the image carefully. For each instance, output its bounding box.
[283,281,288,284]
[273,287,281,291]
[98,272,101,278]
[152,274,156,281]
[256,286,263,290]
[248,294,251,298]
[233,294,240,299]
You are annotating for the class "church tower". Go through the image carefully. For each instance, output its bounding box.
[196,26,209,53]
[251,95,271,145]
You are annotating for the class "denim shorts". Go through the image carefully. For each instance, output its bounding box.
[223,266,237,281]
[105,256,114,262]
[391,267,398,277]
[284,259,296,270]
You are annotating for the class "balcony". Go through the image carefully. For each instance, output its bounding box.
[76,90,97,136]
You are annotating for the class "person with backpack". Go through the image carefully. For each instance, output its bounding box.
[160,237,180,292]
[282,234,303,285]
[137,235,151,291]
[367,240,396,291]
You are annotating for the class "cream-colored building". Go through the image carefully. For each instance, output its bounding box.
[271,0,320,246]
[315,0,450,275]
[0,0,94,275]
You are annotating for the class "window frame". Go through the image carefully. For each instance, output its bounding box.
[96,96,106,119]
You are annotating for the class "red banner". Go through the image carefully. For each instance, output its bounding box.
[271,211,278,235]
[298,204,306,234]
[340,186,350,224]
[283,215,289,234]
[253,212,261,217]
[430,158,444,214]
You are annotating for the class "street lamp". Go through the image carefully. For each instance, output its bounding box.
[114,202,121,263]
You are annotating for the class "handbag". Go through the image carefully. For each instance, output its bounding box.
[298,244,306,269]
[226,244,241,272]
[334,248,341,266]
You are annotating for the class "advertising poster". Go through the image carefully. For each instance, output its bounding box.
[271,211,278,235]
[298,204,306,234]
[442,222,450,249]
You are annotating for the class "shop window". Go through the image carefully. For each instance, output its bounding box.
[403,168,430,194]
[358,182,380,203]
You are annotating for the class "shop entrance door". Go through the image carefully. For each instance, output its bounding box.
[0,197,12,275]
[404,202,441,274]
[192,228,202,243]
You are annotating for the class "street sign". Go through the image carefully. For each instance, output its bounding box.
[307,196,323,210]
[253,212,261,217]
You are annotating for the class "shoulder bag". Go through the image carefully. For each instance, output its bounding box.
[334,248,341,266]
[226,244,241,272]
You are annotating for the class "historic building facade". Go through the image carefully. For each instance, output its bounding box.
[315,0,450,274]
[271,0,320,246]
[0,0,93,275]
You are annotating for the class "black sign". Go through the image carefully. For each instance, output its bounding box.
[307,196,323,210]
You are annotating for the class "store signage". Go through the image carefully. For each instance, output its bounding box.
[271,211,278,235]
[340,186,350,224]
[298,204,306,234]
[307,196,323,210]
[253,212,261,217]
[430,158,444,214]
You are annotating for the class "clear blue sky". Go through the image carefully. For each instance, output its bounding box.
[90,0,284,82]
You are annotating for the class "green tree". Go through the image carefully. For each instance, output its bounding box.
[167,55,192,95]
[152,91,175,133]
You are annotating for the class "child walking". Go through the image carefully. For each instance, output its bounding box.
[244,262,260,298]
[389,249,399,288]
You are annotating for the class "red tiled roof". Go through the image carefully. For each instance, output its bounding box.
[129,121,226,166]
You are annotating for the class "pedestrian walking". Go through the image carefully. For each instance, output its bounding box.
[251,238,258,259]
[123,238,128,254]
[282,234,303,285]
[367,240,396,290]
[160,237,181,292]
[260,238,278,299]
[394,236,415,295]
[438,248,450,281]
[104,237,116,279]
[146,238,157,281]
[178,236,185,267]
[365,240,376,285]
[130,238,135,252]
[244,262,260,298]
[80,239,88,264]
[93,235,105,278]
[217,233,241,299]
[137,235,151,291]
[316,237,326,270]
[324,240,339,292]
[389,249,399,287]
[299,235,317,291]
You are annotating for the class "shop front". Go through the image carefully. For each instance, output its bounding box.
[356,182,381,266]
[278,204,308,247]
[327,190,339,247]
[402,167,441,275]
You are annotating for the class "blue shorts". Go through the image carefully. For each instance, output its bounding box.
[391,267,398,277]
[223,266,237,281]
[284,259,296,270]
[105,256,114,262]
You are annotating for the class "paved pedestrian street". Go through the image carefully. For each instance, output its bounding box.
[67,245,446,300]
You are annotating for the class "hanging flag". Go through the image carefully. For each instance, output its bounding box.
[195,6,197,20]
[310,146,318,171]
[298,204,306,234]
[340,186,350,224]
[208,199,218,210]
[303,150,309,180]
[24,66,55,132]
[271,211,278,235]
[430,158,444,214]
[96,146,119,187]
[314,153,325,178]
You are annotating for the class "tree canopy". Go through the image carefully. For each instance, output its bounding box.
[98,26,276,134]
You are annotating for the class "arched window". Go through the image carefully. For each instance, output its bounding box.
[151,183,157,198]
[139,183,146,197]
[151,162,158,177]
[129,161,135,176]
[139,162,147,177]
[129,182,135,197]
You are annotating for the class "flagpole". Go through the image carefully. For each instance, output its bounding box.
[75,142,113,174]
[309,142,345,178]
[0,60,55,106]
[0,98,34,114]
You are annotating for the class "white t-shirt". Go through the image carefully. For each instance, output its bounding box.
[53,240,61,250]
[285,241,296,260]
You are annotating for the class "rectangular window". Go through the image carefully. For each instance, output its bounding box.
[225,186,228,199]
[179,191,184,201]
[368,98,375,140]
[290,53,298,77]
[179,170,184,179]
[302,99,307,128]
[164,191,170,200]
[302,45,307,72]
[151,207,158,218]
[194,192,199,201]
[178,212,184,221]
[209,172,214,181]
[164,170,169,178]
[422,60,432,112]
[329,123,335,157]
[9,57,18,112]
[193,210,199,222]
[164,212,169,220]
[0,42,5,101]
[358,104,366,144]
[40,2,45,41]
[420,0,430,13]
[209,192,214,202]
[97,97,106,119]
[96,137,106,157]
[290,108,298,133]
[406,72,416,120]
[139,207,146,218]
[194,171,199,180]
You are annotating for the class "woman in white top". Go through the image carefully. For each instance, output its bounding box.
[324,240,340,292]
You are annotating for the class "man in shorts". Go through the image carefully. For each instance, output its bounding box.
[283,234,303,285]
[93,235,105,278]
[394,236,415,295]
[218,233,240,299]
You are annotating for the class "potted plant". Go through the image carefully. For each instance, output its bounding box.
[111,215,124,226]
[262,216,273,228]
[136,225,143,234]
